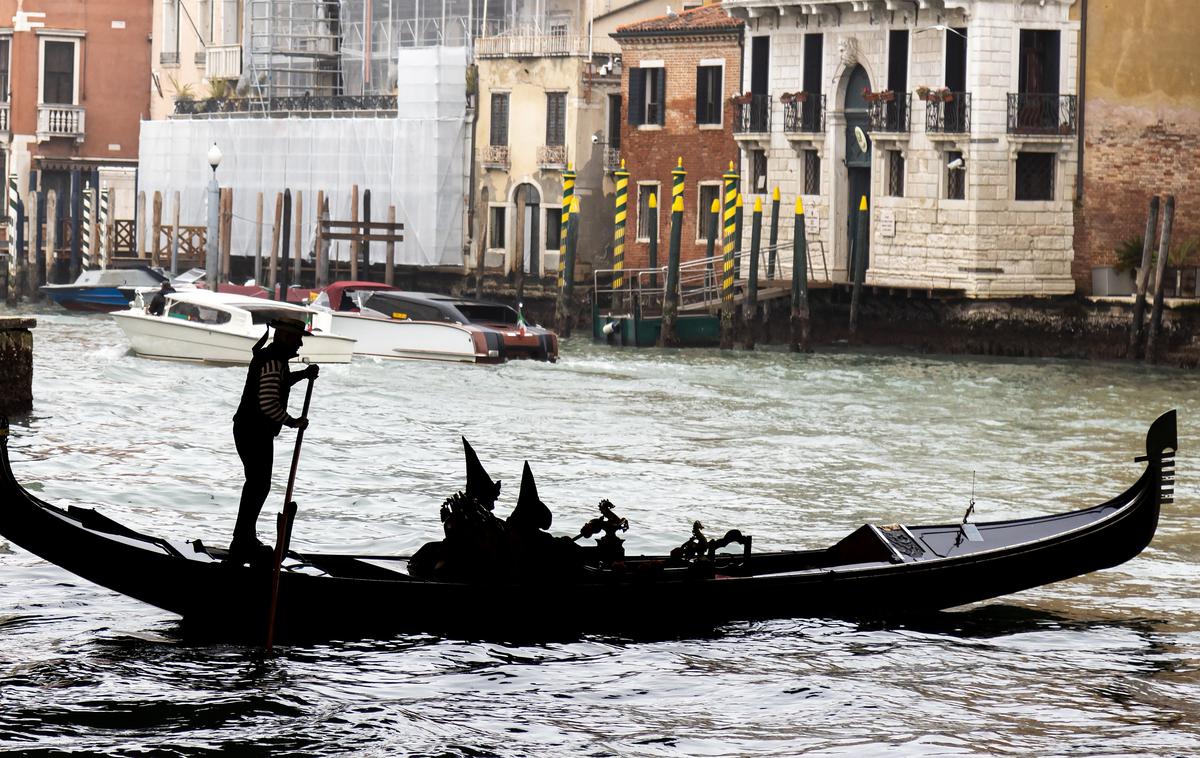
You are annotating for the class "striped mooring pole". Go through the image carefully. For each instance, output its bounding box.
[790,197,811,353]
[559,164,576,289]
[612,160,629,293]
[721,162,739,302]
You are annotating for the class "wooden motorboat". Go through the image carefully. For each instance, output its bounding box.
[312,283,558,363]
[0,412,1175,642]
[110,290,356,365]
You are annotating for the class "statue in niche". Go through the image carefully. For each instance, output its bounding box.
[838,36,860,68]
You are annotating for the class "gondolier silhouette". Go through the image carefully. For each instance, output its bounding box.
[229,317,318,564]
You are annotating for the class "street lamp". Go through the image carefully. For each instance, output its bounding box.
[206,142,222,287]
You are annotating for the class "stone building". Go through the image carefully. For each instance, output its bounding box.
[610,4,744,271]
[1,0,151,242]
[1072,0,1200,296]
[722,0,1081,297]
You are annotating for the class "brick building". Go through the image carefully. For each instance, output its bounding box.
[1072,0,1200,296]
[1,1,151,235]
[612,5,744,271]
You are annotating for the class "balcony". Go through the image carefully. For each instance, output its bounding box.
[924,91,971,134]
[206,44,242,79]
[480,144,510,170]
[537,144,568,170]
[475,32,588,58]
[0,103,9,136]
[1007,93,1077,136]
[733,94,771,144]
[868,94,911,133]
[783,94,825,134]
[37,105,85,143]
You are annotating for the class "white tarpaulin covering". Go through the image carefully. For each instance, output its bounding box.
[138,47,469,268]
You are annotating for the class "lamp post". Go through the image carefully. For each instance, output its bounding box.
[206,143,222,288]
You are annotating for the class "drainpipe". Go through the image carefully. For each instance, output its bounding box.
[1076,0,1088,200]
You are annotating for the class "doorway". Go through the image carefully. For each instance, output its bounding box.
[844,65,871,278]
[512,183,540,300]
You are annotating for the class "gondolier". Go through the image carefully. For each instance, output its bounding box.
[229,318,319,564]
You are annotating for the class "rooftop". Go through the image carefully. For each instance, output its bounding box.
[613,4,743,37]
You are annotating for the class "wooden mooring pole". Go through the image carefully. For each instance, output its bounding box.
[658,194,684,348]
[1145,194,1175,364]
[743,196,762,350]
[790,197,811,353]
[848,195,868,337]
[1128,195,1161,359]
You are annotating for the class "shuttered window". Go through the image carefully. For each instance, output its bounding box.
[490,93,508,146]
[696,65,722,124]
[546,92,567,146]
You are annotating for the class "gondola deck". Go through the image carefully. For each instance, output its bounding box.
[0,411,1176,642]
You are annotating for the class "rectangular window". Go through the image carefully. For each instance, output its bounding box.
[490,93,509,146]
[42,41,76,104]
[636,182,660,241]
[607,93,622,148]
[1015,152,1055,200]
[946,150,965,200]
[697,183,721,241]
[750,150,768,193]
[489,206,506,249]
[803,150,820,195]
[887,150,905,197]
[696,65,722,124]
[628,67,665,126]
[0,39,9,102]
[546,92,566,147]
[545,208,562,251]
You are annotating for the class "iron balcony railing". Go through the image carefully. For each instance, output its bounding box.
[537,144,568,169]
[173,94,398,117]
[868,94,911,132]
[924,91,971,133]
[734,94,772,134]
[479,145,510,169]
[782,94,825,133]
[1007,93,1078,135]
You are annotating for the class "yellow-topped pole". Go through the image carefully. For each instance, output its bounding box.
[612,160,630,293]
[791,195,811,352]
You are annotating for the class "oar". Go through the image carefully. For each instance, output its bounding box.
[265,373,316,653]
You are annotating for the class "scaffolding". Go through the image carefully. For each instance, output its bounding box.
[245,0,342,99]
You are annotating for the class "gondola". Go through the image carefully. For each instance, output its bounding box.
[0,412,1176,642]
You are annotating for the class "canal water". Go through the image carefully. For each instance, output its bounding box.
[1,310,1197,756]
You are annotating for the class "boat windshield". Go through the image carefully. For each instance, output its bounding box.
[241,305,313,328]
[456,303,519,325]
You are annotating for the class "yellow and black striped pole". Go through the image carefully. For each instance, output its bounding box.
[721,161,739,302]
[558,164,576,289]
[612,160,629,293]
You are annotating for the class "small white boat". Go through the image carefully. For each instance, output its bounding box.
[111,290,356,365]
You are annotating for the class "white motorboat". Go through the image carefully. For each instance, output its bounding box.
[111,290,356,365]
[310,282,558,363]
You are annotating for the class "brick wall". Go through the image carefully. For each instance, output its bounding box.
[617,33,743,270]
[1073,109,1200,294]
